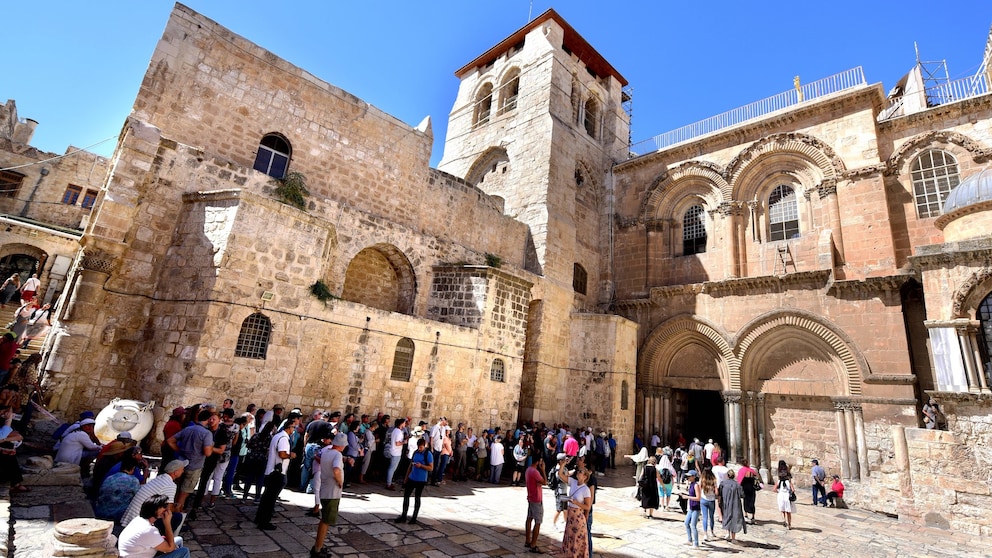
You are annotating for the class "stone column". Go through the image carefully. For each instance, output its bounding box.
[817,180,845,263]
[61,249,118,322]
[641,389,651,440]
[745,392,758,467]
[756,394,769,482]
[715,202,743,279]
[956,324,982,394]
[844,405,859,480]
[962,322,990,394]
[722,391,742,463]
[660,387,672,444]
[834,400,850,479]
[645,221,665,287]
[853,405,869,479]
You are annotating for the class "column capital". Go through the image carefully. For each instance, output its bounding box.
[832,398,862,412]
[816,178,838,197]
[722,390,743,404]
[79,248,120,275]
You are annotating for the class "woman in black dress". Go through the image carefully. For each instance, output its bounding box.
[639,456,660,518]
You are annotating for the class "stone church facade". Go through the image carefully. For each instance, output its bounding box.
[7,4,992,536]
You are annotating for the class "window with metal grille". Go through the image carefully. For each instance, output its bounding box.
[62,185,83,205]
[81,189,99,209]
[500,69,520,114]
[911,149,960,218]
[769,184,799,241]
[0,170,23,198]
[621,380,629,410]
[682,205,707,255]
[977,292,992,388]
[573,263,587,295]
[490,358,505,382]
[474,83,493,126]
[390,338,415,381]
[234,312,271,360]
[252,134,291,179]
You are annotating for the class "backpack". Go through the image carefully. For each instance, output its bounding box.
[548,466,561,491]
[660,467,673,484]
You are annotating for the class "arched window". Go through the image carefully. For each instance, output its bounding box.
[390,338,415,381]
[490,358,505,382]
[474,83,494,126]
[583,97,599,138]
[499,69,520,114]
[682,205,707,255]
[621,380,629,410]
[234,312,271,360]
[911,149,960,218]
[977,292,992,387]
[252,134,291,179]
[769,184,799,241]
[573,263,588,295]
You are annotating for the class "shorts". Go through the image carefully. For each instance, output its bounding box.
[660,482,673,497]
[320,498,341,525]
[515,462,527,473]
[527,501,544,523]
[180,468,203,493]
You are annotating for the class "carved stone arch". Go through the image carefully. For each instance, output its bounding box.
[886,130,992,176]
[640,160,728,222]
[951,266,992,318]
[465,146,510,187]
[574,159,599,190]
[726,133,844,200]
[735,310,866,396]
[341,243,417,315]
[638,315,738,389]
[0,242,48,262]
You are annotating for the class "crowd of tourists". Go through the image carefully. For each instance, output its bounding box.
[2,386,854,557]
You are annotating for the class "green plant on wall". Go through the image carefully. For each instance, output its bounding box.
[310,280,338,304]
[485,253,502,268]
[273,171,310,211]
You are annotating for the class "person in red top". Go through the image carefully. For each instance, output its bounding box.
[161,407,186,464]
[0,332,20,386]
[563,432,579,457]
[524,458,546,553]
[826,475,845,507]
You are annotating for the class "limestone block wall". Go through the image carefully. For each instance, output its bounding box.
[764,396,841,486]
[914,237,992,322]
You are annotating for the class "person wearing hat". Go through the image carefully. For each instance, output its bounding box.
[810,458,827,507]
[55,417,103,474]
[310,432,347,557]
[89,439,137,498]
[825,474,845,508]
[393,437,433,526]
[550,453,570,529]
[95,455,142,522]
[683,469,702,548]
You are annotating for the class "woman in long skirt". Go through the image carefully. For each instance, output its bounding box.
[718,469,745,542]
[737,458,759,523]
[774,460,796,529]
[639,457,660,518]
[561,466,592,558]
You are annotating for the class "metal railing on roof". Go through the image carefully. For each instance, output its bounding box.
[629,66,867,157]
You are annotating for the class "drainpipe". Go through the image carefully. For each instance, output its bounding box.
[19,167,49,217]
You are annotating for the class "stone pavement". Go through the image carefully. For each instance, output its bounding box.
[4,466,989,557]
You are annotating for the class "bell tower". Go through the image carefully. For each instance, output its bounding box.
[438,10,635,429]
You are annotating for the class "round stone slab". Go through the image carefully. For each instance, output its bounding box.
[53,518,113,546]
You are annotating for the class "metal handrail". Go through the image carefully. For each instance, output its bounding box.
[629,67,867,156]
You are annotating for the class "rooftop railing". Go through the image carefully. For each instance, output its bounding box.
[629,66,867,157]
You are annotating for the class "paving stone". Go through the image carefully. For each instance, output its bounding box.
[11,505,50,519]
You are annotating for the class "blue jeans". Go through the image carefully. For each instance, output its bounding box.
[386,454,402,486]
[434,454,449,483]
[701,498,715,533]
[490,463,503,483]
[684,508,700,546]
[157,548,190,558]
[812,482,826,505]
[222,454,239,495]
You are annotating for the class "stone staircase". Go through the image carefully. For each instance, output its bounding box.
[0,303,47,359]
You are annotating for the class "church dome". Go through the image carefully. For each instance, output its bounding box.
[935,167,992,239]
[942,167,992,214]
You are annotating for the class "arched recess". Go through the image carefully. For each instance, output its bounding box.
[341,243,416,315]
[638,315,737,390]
[886,130,991,176]
[0,242,48,262]
[735,311,866,396]
[951,266,992,319]
[640,161,727,222]
[726,133,844,202]
[465,146,510,187]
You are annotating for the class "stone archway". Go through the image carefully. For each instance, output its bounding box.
[341,244,416,315]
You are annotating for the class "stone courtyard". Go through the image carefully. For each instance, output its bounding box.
[2,466,986,557]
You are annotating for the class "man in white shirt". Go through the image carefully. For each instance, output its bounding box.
[118,494,187,558]
[121,459,187,528]
[54,418,102,473]
[704,439,715,466]
[428,416,447,483]
[255,414,299,530]
[19,274,40,304]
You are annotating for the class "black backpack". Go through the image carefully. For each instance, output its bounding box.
[660,467,673,484]
[548,466,561,491]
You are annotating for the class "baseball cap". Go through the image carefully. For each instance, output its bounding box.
[686,470,698,477]
[332,432,348,446]
[80,411,96,420]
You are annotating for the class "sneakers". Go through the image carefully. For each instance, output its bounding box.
[258,523,277,531]
[407,518,418,525]
[392,515,407,523]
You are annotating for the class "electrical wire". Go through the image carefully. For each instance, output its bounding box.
[0,135,116,172]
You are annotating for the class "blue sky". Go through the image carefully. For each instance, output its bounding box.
[5,1,990,166]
